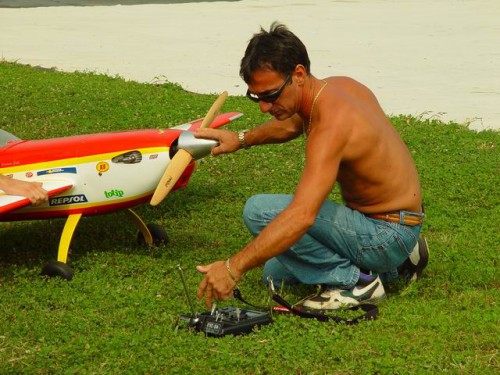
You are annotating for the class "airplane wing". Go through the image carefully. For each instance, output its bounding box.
[0,180,74,215]
[172,112,243,131]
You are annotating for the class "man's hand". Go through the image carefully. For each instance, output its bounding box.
[194,128,240,156]
[0,176,48,206]
[196,260,237,309]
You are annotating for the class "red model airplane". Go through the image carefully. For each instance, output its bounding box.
[0,93,241,280]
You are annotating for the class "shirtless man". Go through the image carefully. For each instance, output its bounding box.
[0,175,48,206]
[196,22,428,310]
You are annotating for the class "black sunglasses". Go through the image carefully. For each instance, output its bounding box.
[246,73,292,103]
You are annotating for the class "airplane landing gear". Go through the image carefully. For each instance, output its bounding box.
[137,223,169,247]
[39,209,168,280]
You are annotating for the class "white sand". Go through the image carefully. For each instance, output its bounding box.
[0,0,498,131]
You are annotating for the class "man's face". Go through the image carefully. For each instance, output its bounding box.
[246,69,294,120]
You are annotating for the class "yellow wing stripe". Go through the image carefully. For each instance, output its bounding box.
[0,147,168,174]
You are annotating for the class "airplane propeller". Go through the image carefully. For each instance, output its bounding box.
[150,91,228,206]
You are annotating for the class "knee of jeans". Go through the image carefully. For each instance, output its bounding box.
[243,194,274,233]
[243,195,265,235]
[243,194,269,223]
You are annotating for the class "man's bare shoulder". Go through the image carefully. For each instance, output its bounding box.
[325,76,365,86]
[325,76,375,97]
[322,76,385,123]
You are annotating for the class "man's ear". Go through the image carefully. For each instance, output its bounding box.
[293,64,308,86]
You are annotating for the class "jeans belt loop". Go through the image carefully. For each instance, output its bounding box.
[399,211,405,225]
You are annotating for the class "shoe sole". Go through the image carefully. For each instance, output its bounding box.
[303,279,387,310]
[399,237,430,282]
[303,295,387,311]
[415,237,429,278]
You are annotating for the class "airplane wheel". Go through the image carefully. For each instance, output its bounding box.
[137,223,169,247]
[41,260,74,281]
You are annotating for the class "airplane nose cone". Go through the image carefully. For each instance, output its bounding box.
[176,131,218,160]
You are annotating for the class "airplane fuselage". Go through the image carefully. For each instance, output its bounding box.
[0,128,193,220]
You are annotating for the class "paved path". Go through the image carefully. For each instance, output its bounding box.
[0,0,498,131]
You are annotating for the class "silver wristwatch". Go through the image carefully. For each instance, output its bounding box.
[237,130,250,149]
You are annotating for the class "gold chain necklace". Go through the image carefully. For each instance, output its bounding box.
[304,80,328,136]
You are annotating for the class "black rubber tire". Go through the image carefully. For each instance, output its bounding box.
[41,260,74,281]
[137,223,169,247]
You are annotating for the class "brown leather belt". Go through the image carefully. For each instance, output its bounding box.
[367,212,424,226]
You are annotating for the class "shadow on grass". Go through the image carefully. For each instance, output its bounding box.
[0,210,169,278]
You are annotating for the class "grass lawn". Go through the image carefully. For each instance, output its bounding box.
[0,61,498,374]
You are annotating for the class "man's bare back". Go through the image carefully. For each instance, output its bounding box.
[312,76,422,214]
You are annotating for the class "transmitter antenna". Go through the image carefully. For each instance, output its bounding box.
[176,264,197,319]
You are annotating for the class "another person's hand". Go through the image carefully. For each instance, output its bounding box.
[196,260,237,309]
[195,128,240,156]
[0,178,49,206]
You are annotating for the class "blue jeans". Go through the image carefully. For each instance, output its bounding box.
[243,194,422,289]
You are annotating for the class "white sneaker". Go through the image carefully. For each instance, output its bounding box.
[302,276,386,310]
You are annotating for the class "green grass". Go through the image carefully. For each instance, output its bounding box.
[0,61,498,374]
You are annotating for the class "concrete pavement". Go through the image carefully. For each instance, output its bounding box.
[0,0,498,131]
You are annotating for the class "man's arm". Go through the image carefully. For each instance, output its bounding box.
[243,114,304,145]
[0,175,49,206]
[196,114,349,308]
[195,114,304,156]
[227,120,348,275]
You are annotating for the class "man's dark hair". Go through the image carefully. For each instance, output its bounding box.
[240,22,311,83]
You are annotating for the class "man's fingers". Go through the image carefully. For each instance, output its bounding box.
[204,288,214,309]
[29,184,49,206]
[196,277,209,300]
[195,128,218,140]
[210,146,224,157]
[196,260,236,308]
[196,264,210,274]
